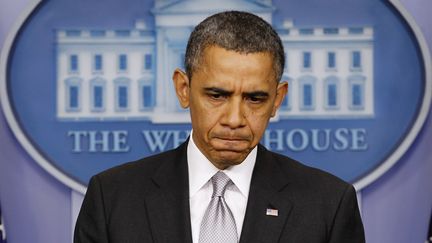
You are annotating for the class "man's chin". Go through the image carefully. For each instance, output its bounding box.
[210,150,249,167]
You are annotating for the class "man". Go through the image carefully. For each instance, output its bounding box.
[74,11,365,243]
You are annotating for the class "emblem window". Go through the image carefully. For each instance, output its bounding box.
[64,77,82,112]
[324,76,340,109]
[69,54,79,73]
[114,78,130,111]
[299,76,316,110]
[144,54,152,71]
[90,78,106,111]
[351,51,362,70]
[327,52,336,69]
[141,83,153,109]
[118,54,128,72]
[348,75,366,110]
[302,52,312,70]
[93,55,103,72]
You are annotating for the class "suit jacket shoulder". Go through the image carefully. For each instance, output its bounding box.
[95,143,185,191]
[74,142,191,243]
[265,146,352,196]
[240,145,365,243]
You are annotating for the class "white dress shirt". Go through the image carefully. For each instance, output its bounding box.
[187,132,257,243]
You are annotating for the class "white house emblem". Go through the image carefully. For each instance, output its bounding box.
[1,0,430,193]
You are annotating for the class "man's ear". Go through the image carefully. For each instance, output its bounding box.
[271,81,288,117]
[172,68,190,108]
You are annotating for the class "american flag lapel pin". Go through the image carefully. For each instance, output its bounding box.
[266,208,278,217]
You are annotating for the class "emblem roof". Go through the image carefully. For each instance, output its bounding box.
[152,0,274,14]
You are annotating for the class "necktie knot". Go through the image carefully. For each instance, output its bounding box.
[211,171,232,198]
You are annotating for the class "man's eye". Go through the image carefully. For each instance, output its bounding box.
[247,96,265,103]
[209,93,225,100]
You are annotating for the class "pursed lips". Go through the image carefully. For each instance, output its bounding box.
[212,135,250,141]
[211,136,250,151]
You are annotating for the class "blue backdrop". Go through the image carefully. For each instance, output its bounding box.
[0,0,431,242]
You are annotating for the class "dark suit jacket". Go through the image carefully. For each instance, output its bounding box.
[74,141,365,243]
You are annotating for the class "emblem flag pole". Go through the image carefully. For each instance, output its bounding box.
[427,208,432,243]
[0,200,7,243]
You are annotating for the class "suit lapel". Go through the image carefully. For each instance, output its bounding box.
[239,145,293,243]
[144,142,193,243]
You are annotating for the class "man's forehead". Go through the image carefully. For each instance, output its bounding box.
[197,75,275,94]
[194,45,276,77]
[184,45,278,87]
[201,45,273,59]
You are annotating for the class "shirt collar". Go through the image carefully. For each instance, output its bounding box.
[187,131,257,198]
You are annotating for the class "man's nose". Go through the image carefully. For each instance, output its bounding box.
[221,98,246,129]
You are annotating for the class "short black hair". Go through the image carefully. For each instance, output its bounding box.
[185,11,285,82]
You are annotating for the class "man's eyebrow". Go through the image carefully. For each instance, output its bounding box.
[203,87,233,96]
[203,87,269,97]
[243,91,269,97]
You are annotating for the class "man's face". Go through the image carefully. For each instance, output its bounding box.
[173,46,287,169]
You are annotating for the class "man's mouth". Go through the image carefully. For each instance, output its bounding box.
[211,137,250,152]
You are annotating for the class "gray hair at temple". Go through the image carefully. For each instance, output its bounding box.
[184,11,285,82]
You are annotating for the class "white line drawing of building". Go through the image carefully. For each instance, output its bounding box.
[278,20,374,119]
[56,0,374,123]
